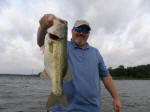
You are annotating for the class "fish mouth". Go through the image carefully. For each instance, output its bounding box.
[49,33,60,40]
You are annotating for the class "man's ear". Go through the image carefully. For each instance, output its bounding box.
[71,29,74,33]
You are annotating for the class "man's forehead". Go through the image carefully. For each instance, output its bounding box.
[77,25,90,30]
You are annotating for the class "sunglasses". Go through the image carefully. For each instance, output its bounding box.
[74,27,90,34]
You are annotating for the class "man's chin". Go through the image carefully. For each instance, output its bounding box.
[79,36,84,38]
[74,40,86,46]
[77,36,86,39]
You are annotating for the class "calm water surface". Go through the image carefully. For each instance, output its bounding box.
[0,76,150,112]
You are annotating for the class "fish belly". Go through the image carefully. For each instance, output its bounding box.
[45,39,67,96]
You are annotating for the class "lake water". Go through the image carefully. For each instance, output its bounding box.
[0,76,150,112]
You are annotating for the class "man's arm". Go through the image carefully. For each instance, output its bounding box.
[37,26,46,47]
[37,14,55,47]
[101,76,122,112]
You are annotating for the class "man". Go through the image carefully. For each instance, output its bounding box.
[37,14,122,112]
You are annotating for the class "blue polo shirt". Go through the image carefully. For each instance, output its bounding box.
[52,41,110,112]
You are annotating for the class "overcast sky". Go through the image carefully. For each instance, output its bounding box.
[0,0,150,74]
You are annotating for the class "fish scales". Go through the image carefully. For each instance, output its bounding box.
[50,39,67,95]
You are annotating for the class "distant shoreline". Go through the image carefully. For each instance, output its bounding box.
[112,77,150,80]
[0,74,39,77]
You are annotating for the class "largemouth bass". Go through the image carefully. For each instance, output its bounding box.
[37,14,71,110]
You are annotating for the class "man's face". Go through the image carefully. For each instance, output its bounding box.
[72,25,90,46]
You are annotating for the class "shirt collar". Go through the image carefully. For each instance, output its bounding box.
[71,39,90,50]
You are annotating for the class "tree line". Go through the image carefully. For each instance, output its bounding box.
[108,64,150,79]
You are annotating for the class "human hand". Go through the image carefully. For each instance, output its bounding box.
[39,14,56,29]
[113,98,122,112]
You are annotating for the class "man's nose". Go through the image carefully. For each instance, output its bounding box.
[79,32,84,35]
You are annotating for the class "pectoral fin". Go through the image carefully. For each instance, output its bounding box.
[40,69,50,79]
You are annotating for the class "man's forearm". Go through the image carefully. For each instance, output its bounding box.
[101,76,122,112]
[101,76,119,100]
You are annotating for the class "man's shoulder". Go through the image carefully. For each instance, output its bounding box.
[88,44,103,58]
[88,44,99,52]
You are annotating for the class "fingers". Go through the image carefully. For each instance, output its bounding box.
[114,103,122,112]
[40,14,55,28]
[114,100,122,112]
[39,13,68,29]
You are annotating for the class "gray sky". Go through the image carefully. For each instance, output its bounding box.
[0,0,150,74]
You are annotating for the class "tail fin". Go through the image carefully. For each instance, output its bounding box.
[46,91,68,110]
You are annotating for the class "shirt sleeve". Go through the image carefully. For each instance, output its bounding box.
[95,49,110,77]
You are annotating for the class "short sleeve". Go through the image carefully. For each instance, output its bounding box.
[95,49,110,77]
